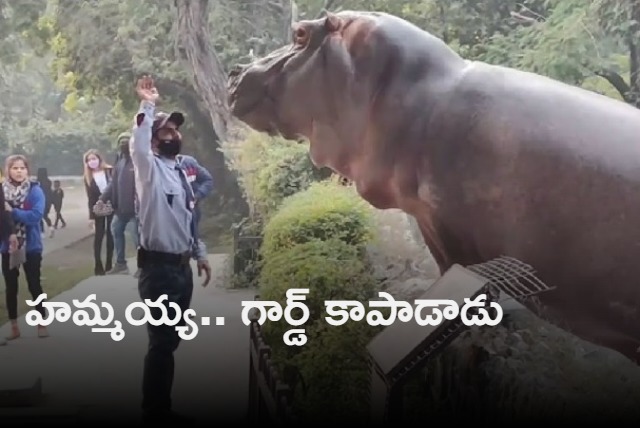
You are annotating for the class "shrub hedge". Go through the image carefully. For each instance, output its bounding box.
[256,179,382,423]
[259,238,378,341]
[220,129,328,222]
[260,181,375,260]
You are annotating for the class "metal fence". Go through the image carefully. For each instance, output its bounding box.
[247,314,298,426]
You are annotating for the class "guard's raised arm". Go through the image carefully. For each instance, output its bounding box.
[130,100,155,183]
[130,76,160,183]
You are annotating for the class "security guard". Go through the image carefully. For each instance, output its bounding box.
[130,75,212,424]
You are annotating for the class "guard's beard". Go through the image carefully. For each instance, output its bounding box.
[157,139,182,158]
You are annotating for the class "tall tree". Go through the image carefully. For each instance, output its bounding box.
[45,0,250,228]
[175,0,231,141]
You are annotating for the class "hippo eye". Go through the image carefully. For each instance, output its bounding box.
[293,26,309,45]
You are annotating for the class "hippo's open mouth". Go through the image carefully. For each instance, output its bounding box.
[227,65,262,119]
[227,46,298,138]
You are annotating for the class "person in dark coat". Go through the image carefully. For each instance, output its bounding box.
[36,168,53,238]
[0,174,17,347]
[52,179,66,229]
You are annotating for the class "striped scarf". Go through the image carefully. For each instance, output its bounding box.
[3,180,31,249]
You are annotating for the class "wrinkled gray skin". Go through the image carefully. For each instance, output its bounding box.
[228,10,640,364]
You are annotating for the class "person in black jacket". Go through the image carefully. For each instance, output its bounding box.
[99,132,140,277]
[36,168,54,238]
[52,180,66,229]
[83,149,114,276]
[1,172,20,346]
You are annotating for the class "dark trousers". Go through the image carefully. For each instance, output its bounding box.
[54,208,66,228]
[40,203,52,231]
[2,252,45,320]
[94,215,114,272]
[138,254,194,413]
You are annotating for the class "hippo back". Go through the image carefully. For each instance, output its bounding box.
[421,61,640,304]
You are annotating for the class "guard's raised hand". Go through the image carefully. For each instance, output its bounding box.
[136,75,160,103]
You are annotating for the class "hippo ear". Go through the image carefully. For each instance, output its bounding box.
[324,12,342,33]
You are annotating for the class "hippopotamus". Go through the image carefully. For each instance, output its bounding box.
[227,10,640,363]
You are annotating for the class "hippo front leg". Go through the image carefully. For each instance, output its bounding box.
[414,216,451,276]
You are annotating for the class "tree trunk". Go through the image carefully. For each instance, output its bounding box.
[175,0,230,141]
[628,0,640,107]
[174,0,250,229]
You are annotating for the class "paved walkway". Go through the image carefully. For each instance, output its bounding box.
[41,185,95,256]
[0,254,255,425]
[42,213,93,256]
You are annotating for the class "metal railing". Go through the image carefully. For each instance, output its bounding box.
[247,310,298,426]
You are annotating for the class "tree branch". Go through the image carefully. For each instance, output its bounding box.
[594,69,632,103]
[509,11,540,25]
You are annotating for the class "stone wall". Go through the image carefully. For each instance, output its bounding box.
[367,207,640,423]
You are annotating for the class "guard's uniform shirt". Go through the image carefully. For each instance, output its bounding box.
[130,100,206,260]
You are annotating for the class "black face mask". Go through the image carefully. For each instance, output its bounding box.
[119,143,129,156]
[157,139,181,157]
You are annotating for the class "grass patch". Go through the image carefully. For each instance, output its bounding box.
[0,264,94,326]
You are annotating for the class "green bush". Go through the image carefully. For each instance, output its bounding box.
[257,238,382,423]
[251,167,381,423]
[259,239,378,335]
[220,129,328,221]
[260,181,375,260]
[290,320,383,424]
[255,141,327,217]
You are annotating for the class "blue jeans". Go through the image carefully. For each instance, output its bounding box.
[111,213,139,265]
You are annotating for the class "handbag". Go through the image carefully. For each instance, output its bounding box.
[9,245,26,270]
[93,200,114,217]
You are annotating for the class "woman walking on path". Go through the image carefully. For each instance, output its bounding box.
[1,154,48,340]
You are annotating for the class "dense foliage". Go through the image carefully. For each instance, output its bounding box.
[220,130,329,223]
[257,182,381,423]
[260,181,375,259]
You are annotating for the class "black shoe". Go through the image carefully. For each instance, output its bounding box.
[142,410,195,426]
[94,264,105,276]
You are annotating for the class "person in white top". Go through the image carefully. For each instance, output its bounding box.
[83,149,114,275]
